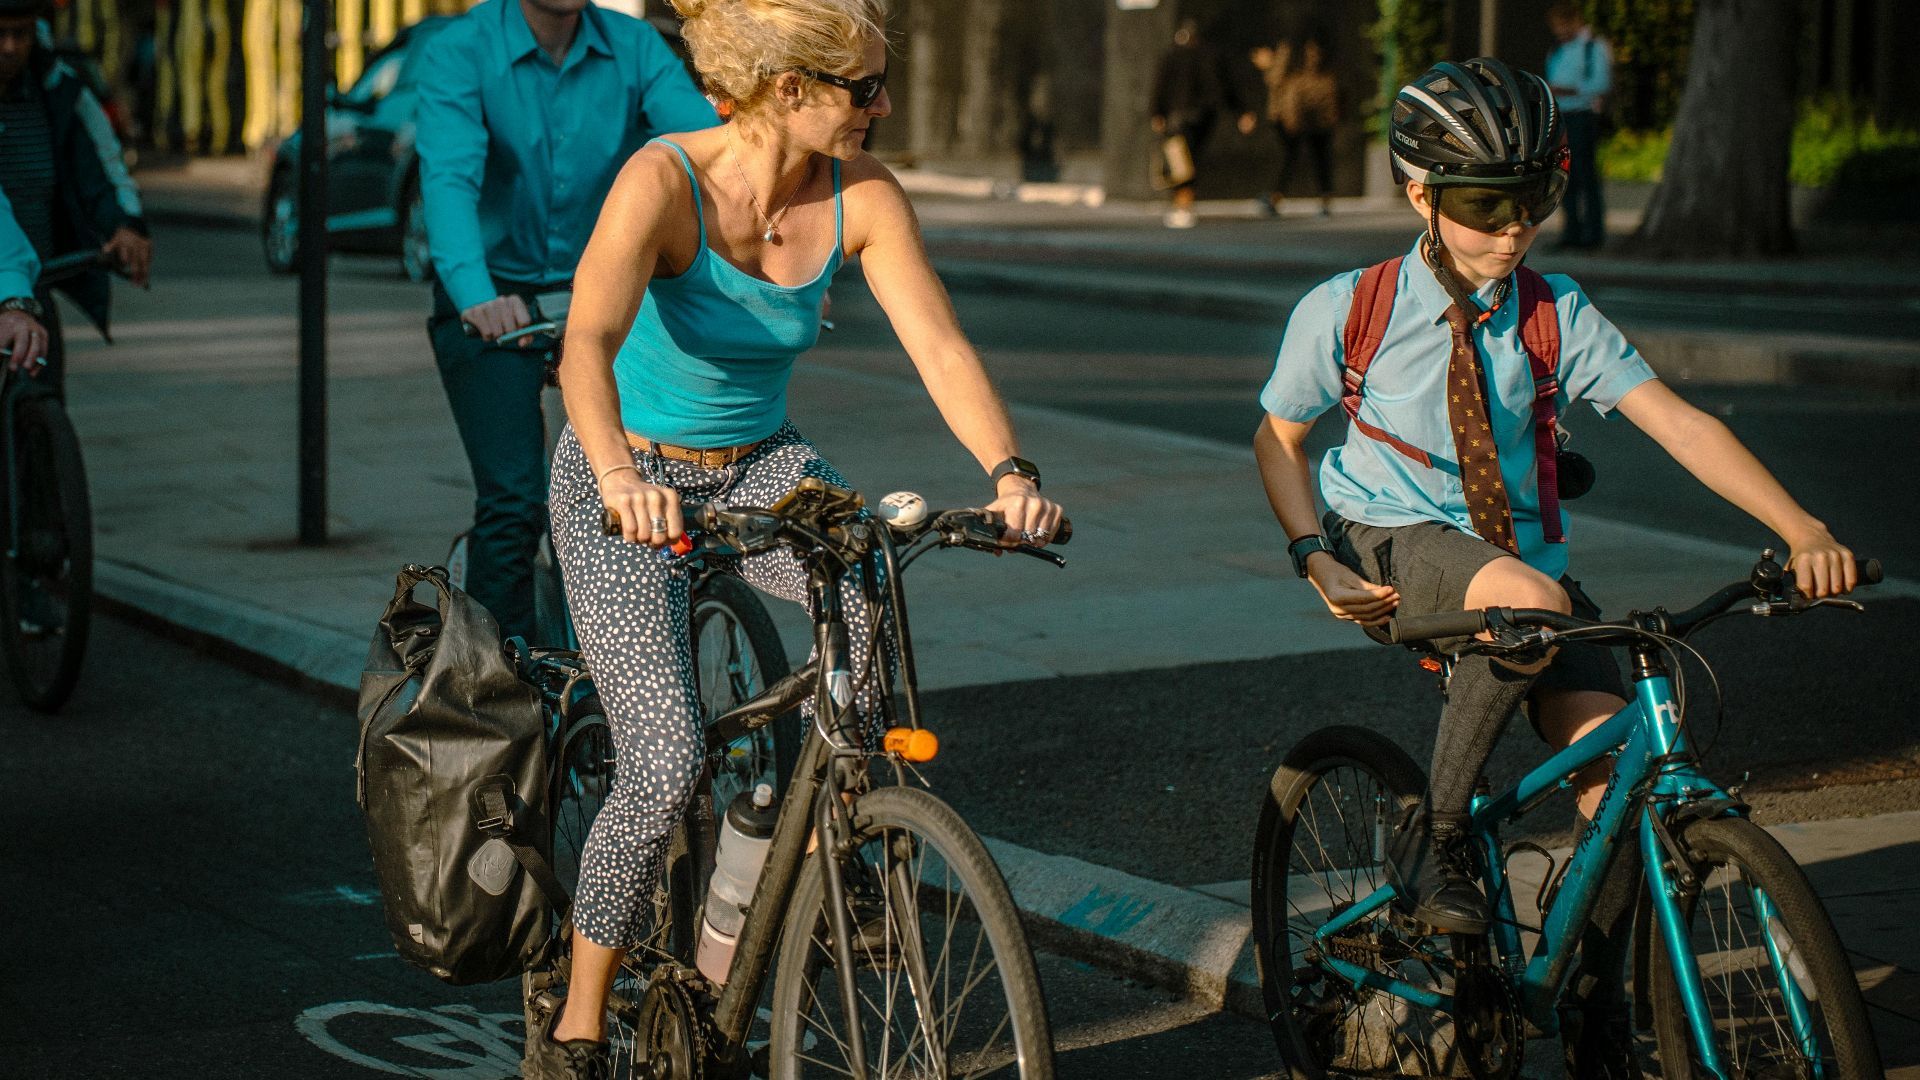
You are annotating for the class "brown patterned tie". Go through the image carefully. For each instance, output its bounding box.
[1442,303,1518,554]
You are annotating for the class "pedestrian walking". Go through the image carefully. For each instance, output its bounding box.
[1245,36,1339,217]
[413,0,718,643]
[0,0,152,399]
[1545,2,1611,249]
[534,0,1065,1071]
[1150,17,1240,229]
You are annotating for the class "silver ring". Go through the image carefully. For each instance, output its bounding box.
[650,516,669,533]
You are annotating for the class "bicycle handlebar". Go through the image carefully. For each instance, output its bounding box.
[1385,555,1883,649]
[32,250,115,292]
[598,495,1072,565]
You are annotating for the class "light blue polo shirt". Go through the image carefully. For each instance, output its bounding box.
[415,0,719,312]
[0,185,38,300]
[1260,239,1657,579]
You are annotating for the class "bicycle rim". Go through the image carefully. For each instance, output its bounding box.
[1,393,92,712]
[1253,726,1466,1079]
[1651,817,1882,1079]
[768,786,1053,1080]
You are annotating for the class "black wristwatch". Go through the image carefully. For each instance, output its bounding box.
[1287,534,1335,578]
[0,296,44,319]
[989,455,1041,490]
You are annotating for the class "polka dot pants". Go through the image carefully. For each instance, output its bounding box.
[549,421,889,950]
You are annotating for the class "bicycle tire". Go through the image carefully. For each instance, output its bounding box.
[1,390,93,712]
[692,572,798,806]
[1649,816,1883,1078]
[767,785,1054,1080]
[1252,724,1474,1079]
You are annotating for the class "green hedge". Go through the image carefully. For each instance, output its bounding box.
[1598,97,1920,189]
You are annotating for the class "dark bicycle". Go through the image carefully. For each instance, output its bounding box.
[1251,551,1886,1078]
[1,250,111,712]
[528,477,1067,1079]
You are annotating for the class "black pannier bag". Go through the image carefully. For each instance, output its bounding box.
[355,564,564,984]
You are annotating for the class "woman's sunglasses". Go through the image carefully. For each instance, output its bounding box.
[800,68,887,108]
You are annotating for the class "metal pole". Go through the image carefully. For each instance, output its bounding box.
[297,0,330,545]
[1479,0,1499,59]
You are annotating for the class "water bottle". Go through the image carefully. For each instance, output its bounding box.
[696,782,779,984]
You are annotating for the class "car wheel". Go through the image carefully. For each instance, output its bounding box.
[263,169,300,274]
[400,180,432,282]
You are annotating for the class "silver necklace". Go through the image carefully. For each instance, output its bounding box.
[727,129,798,243]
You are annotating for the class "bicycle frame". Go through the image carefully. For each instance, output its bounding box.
[1307,633,1798,1080]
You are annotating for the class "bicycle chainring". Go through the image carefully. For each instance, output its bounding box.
[1452,964,1523,1080]
[636,969,708,1080]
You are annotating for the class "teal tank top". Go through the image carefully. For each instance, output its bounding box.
[613,139,844,447]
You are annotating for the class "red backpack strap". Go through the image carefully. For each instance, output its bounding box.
[1516,267,1566,544]
[1340,257,1433,468]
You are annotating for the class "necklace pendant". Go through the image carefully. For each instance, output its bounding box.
[763,225,777,243]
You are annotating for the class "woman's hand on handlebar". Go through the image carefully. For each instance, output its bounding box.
[1784,527,1857,599]
[460,295,535,346]
[601,470,684,548]
[102,227,152,288]
[1305,554,1400,627]
[985,477,1064,547]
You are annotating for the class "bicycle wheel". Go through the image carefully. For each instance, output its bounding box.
[1649,816,1882,1078]
[767,785,1053,1080]
[1,391,92,712]
[1252,724,1474,1079]
[692,572,797,809]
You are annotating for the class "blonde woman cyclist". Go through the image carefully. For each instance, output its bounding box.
[536,0,1064,1074]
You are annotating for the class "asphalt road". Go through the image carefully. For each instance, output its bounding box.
[0,614,1291,1078]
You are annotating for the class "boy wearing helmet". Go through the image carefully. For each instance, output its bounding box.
[1253,58,1858,1076]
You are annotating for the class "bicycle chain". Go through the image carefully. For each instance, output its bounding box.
[636,968,708,1080]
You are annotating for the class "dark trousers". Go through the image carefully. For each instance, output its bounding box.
[1274,126,1333,197]
[1562,110,1606,247]
[427,279,552,641]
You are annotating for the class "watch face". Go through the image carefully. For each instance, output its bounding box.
[1011,456,1038,476]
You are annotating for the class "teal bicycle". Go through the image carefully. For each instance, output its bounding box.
[1252,550,1886,1078]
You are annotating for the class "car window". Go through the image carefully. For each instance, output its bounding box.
[345,49,406,105]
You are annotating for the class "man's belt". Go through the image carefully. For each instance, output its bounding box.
[626,432,766,469]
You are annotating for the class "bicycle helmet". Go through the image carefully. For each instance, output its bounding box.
[1389,58,1566,187]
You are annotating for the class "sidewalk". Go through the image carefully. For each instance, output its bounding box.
[61,249,1920,1074]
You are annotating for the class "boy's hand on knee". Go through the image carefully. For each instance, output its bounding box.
[1785,529,1857,599]
[1306,556,1400,626]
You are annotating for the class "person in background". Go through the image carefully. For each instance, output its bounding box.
[414,0,717,642]
[1545,2,1611,250]
[1244,36,1339,218]
[1151,17,1240,230]
[0,0,152,399]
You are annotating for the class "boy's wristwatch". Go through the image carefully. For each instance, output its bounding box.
[1287,534,1335,578]
[989,456,1041,490]
[0,296,44,319]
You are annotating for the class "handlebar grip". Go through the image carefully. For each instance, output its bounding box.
[600,502,708,551]
[1051,517,1072,545]
[1860,558,1883,586]
[1386,609,1489,646]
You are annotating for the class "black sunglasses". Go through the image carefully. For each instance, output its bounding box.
[800,68,887,108]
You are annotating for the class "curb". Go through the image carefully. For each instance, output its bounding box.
[92,554,1267,1019]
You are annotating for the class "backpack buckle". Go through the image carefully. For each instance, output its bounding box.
[470,775,519,838]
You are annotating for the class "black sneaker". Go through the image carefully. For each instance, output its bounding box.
[1384,805,1490,935]
[522,996,612,1080]
[1559,1004,1645,1079]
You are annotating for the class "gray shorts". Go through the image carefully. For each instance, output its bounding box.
[1325,512,1628,722]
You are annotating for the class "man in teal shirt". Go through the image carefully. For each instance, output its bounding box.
[415,0,715,639]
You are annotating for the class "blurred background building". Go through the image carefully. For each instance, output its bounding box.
[46,0,1920,202]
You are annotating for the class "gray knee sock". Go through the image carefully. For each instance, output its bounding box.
[1428,655,1538,815]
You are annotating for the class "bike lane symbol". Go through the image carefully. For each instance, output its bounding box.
[295,1000,523,1078]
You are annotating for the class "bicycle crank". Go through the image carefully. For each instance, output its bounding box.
[636,969,708,1080]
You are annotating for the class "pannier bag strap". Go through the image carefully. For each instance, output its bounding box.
[470,775,572,917]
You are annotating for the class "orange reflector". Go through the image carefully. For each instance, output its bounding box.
[1419,657,1444,673]
[884,727,939,762]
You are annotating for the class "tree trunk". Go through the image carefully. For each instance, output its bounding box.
[1099,2,1180,201]
[1632,0,1799,257]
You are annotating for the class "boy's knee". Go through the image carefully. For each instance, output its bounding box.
[1466,558,1571,614]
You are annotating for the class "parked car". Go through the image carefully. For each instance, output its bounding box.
[264,14,695,280]
[264,16,452,279]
